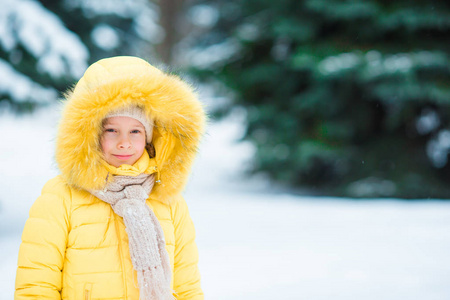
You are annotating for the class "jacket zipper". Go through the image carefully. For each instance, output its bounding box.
[84,283,92,300]
[114,214,128,297]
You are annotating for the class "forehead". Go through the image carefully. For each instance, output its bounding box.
[103,116,144,127]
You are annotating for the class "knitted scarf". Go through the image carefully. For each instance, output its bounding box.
[90,173,173,300]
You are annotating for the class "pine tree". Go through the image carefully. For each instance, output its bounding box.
[186,0,450,198]
[0,0,161,112]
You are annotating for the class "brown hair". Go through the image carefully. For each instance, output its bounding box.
[146,143,156,158]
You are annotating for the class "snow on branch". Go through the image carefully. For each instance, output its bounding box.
[0,58,57,104]
[63,0,164,44]
[0,0,89,79]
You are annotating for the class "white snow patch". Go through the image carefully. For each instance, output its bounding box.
[416,108,440,135]
[0,58,57,103]
[64,0,150,18]
[91,24,120,50]
[383,54,413,73]
[134,12,165,44]
[188,5,220,28]
[427,129,450,168]
[236,23,261,41]
[319,52,362,74]
[64,0,163,44]
[0,0,89,78]
[187,40,241,70]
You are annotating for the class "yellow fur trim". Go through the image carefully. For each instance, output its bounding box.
[55,56,206,204]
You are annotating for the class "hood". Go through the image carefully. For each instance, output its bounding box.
[55,56,206,204]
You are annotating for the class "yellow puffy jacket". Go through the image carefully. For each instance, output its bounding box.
[15,57,205,299]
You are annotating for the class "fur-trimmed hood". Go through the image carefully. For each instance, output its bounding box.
[55,56,206,204]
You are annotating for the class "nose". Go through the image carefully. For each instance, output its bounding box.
[117,134,132,149]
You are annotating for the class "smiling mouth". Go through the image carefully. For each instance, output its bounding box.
[113,154,133,160]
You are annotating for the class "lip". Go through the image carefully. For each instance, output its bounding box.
[113,154,134,160]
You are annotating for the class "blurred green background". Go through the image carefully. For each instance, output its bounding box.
[1,0,449,198]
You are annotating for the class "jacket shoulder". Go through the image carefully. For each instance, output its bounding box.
[42,175,71,191]
[30,175,73,215]
[169,194,189,216]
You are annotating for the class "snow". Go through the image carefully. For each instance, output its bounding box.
[64,0,151,19]
[134,12,165,44]
[0,0,89,78]
[237,23,261,42]
[185,40,241,70]
[427,129,450,168]
[1,107,450,299]
[318,50,448,77]
[416,108,440,135]
[65,0,164,44]
[91,24,121,51]
[188,5,220,28]
[0,58,57,103]
[319,52,362,74]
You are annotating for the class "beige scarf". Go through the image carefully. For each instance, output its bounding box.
[91,173,173,299]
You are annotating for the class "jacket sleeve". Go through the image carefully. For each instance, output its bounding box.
[171,195,203,300]
[15,177,71,299]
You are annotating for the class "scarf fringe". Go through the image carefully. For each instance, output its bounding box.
[138,268,175,300]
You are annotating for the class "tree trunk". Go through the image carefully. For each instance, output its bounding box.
[156,0,184,65]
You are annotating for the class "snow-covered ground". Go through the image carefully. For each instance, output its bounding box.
[1,107,450,299]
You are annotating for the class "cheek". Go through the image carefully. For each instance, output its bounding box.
[100,137,112,153]
[133,137,146,153]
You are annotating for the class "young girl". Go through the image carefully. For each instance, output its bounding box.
[15,56,205,299]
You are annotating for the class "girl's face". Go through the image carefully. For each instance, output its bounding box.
[100,116,146,167]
